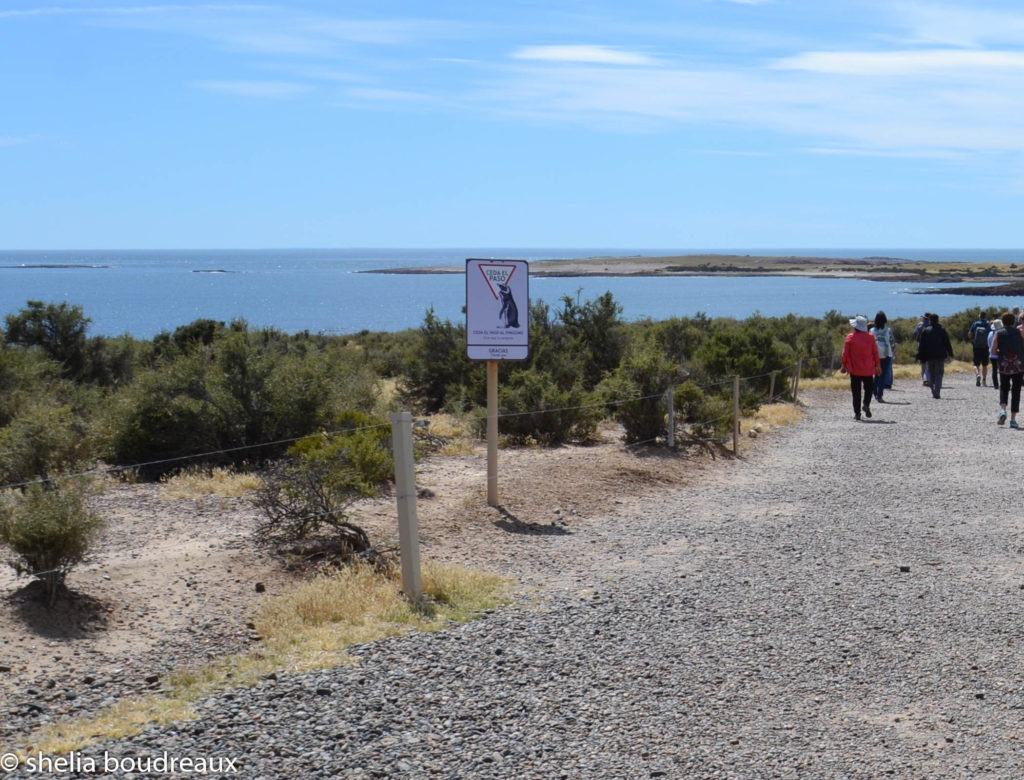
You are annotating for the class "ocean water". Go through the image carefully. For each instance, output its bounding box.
[0,248,1022,339]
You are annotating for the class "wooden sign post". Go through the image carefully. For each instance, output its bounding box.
[466,259,530,507]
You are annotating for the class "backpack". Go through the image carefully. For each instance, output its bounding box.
[998,328,1024,374]
[974,321,990,348]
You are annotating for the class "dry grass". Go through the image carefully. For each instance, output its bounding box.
[19,560,510,757]
[373,377,400,416]
[802,361,971,391]
[744,402,804,429]
[421,413,479,456]
[159,467,261,501]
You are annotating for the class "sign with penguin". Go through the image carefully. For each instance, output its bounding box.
[466,258,529,360]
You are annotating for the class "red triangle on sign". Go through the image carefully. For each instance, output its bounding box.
[475,263,518,300]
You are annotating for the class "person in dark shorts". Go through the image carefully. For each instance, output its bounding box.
[969,313,991,386]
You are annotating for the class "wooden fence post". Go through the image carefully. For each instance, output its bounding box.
[793,358,803,404]
[733,375,740,455]
[666,387,675,448]
[390,411,422,602]
[768,371,776,403]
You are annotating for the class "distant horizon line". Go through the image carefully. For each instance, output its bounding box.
[3,246,1024,253]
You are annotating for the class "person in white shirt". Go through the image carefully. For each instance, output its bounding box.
[870,311,896,402]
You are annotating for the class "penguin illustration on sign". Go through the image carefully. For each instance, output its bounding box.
[497,283,520,328]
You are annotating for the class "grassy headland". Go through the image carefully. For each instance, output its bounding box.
[370,253,1024,293]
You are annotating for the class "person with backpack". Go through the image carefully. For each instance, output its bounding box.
[969,313,992,386]
[992,311,1024,428]
[841,314,881,420]
[915,313,954,399]
[870,311,896,403]
[988,321,1001,391]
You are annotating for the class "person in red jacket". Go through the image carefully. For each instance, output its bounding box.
[841,314,881,420]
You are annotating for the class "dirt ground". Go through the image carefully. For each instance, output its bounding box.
[0,418,753,728]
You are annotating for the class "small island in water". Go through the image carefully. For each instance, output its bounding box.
[368,253,1024,296]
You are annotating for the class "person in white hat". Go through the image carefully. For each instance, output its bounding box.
[840,314,881,420]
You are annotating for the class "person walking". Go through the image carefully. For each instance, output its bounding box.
[988,322,1001,391]
[969,312,991,386]
[841,314,881,421]
[992,311,1024,428]
[915,313,954,399]
[870,311,896,402]
[913,312,931,387]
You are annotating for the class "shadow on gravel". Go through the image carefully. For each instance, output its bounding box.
[878,400,912,406]
[860,419,897,425]
[493,506,572,536]
[5,581,111,639]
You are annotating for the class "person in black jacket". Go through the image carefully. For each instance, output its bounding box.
[915,313,954,399]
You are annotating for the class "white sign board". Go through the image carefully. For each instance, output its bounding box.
[466,258,529,360]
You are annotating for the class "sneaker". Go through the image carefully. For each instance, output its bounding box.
[999,411,1007,425]
[1012,420,1020,430]
[855,413,861,421]
[977,376,982,386]
[863,407,872,418]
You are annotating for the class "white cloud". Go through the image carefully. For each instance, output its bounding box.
[0,5,269,20]
[16,0,1024,164]
[512,45,655,66]
[774,48,1024,75]
[192,80,312,99]
[343,87,433,103]
[805,146,962,160]
[480,53,1024,157]
[889,3,1024,47]
[303,19,469,46]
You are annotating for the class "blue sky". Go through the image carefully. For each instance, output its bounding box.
[4,0,1024,249]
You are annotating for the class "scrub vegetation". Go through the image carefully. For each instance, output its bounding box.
[0,297,994,600]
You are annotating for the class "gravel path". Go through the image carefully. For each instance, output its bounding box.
[13,372,1024,779]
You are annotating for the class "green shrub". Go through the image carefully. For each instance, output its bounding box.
[400,308,480,413]
[0,345,62,427]
[637,314,708,363]
[101,327,381,476]
[0,480,105,604]
[4,300,90,380]
[495,370,601,444]
[557,291,626,390]
[254,411,393,554]
[287,411,394,496]
[674,380,733,439]
[598,341,687,444]
[0,405,94,487]
[99,352,221,475]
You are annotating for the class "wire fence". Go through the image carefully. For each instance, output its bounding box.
[0,350,841,495]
